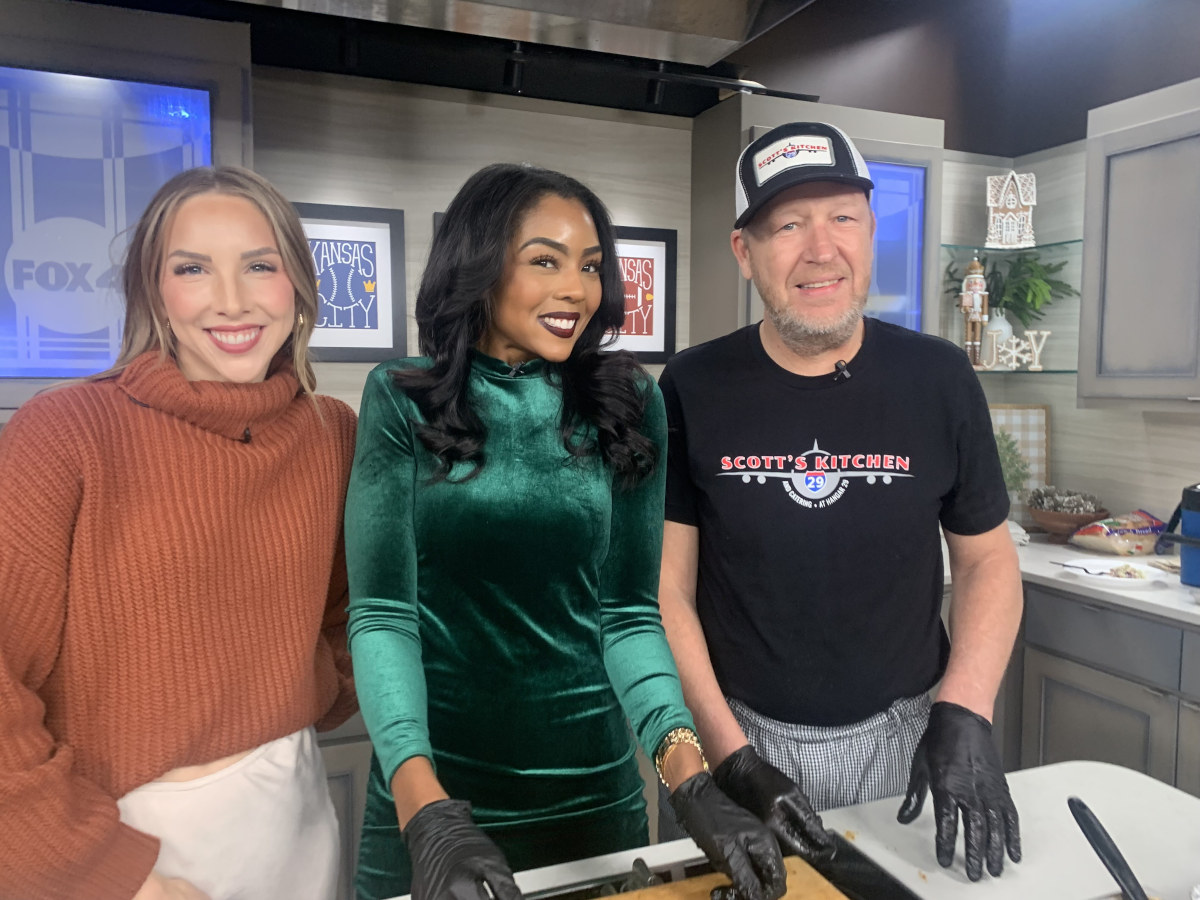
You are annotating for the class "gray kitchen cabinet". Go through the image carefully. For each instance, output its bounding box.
[1017,582,1200,797]
[993,640,1024,773]
[1023,586,1182,690]
[319,714,373,900]
[1182,630,1200,699]
[1078,82,1200,402]
[1179,700,1200,798]
[1020,646,1179,781]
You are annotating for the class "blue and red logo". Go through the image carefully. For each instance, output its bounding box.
[718,439,915,510]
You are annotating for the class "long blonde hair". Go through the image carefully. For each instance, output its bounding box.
[93,166,318,394]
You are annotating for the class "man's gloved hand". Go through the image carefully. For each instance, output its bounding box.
[403,798,524,900]
[669,772,787,900]
[896,701,1021,881]
[713,745,836,862]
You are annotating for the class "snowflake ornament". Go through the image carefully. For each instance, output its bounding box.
[997,336,1032,370]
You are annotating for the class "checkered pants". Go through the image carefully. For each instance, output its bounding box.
[657,693,930,840]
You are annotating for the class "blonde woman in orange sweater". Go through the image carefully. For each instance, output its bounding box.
[0,167,357,900]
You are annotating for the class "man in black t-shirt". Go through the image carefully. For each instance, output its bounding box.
[658,122,1023,883]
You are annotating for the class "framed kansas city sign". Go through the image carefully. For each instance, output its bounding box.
[294,202,406,363]
[610,226,676,363]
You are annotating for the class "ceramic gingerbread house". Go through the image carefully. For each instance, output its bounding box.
[985,170,1036,249]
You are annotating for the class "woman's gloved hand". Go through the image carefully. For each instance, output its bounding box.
[403,798,524,900]
[896,701,1022,881]
[669,772,787,900]
[713,745,836,862]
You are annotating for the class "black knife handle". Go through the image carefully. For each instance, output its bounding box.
[1068,796,1150,900]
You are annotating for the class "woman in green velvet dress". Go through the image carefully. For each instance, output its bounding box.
[345,163,785,900]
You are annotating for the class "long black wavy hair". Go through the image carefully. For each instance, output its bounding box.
[394,162,655,487]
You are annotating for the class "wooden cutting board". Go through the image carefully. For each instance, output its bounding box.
[618,857,847,900]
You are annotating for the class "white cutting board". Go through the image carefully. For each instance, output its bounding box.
[821,760,1200,898]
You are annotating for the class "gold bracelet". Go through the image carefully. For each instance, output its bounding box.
[653,727,708,787]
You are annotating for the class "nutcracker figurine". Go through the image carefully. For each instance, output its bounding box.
[959,255,988,366]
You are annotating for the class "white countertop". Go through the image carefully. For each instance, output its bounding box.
[497,762,1200,900]
[941,529,1200,627]
[1015,537,1200,627]
[821,760,1200,899]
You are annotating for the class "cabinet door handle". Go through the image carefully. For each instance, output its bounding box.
[1188,397,1200,402]
[1183,699,1200,712]
[1142,686,1169,700]
[1079,603,1107,613]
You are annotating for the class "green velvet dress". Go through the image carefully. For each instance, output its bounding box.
[346,353,695,900]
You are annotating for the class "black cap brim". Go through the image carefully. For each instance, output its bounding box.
[734,172,875,230]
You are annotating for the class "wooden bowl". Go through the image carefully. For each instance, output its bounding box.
[1027,507,1109,543]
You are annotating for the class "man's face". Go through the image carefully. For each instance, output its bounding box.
[732,181,875,354]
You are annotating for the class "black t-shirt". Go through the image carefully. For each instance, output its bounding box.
[659,319,1009,726]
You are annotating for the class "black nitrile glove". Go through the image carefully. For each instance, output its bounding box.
[896,701,1021,881]
[403,799,523,900]
[669,772,786,900]
[713,745,836,863]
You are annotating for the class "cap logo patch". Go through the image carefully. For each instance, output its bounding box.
[753,135,834,186]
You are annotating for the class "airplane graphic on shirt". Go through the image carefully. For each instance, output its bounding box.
[717,439,913,509]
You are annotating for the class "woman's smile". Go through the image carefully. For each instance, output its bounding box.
[538,311,581,337]
[208,324,264,352]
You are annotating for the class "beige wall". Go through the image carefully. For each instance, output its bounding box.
[986,374,1198,522]
[251,67,693,410]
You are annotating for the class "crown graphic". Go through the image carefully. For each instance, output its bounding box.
[363,280,376,292]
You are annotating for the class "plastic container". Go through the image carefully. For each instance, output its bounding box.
[1183,483,1200,588]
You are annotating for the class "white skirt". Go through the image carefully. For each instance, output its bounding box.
[117,727,340,900]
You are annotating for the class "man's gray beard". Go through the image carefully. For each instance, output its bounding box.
[764,300,864,357]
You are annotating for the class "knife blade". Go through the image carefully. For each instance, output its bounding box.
[807,832,922,900]
[1068,796,1150,900]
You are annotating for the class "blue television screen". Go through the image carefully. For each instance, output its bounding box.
[867,160,926,332]
[0,66,212,378]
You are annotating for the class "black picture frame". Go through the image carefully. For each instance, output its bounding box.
[294,202,406,363]
[611,226,677,363]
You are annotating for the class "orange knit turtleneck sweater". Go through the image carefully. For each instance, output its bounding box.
[0,352,358,900]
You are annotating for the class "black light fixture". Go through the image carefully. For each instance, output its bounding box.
[504,42,525,94]
[646,61,666,107]
[645,68,818,103]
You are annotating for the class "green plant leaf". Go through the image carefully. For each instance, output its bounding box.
[987,250,1077,326]
[994,426,1032,494]
[942,248,1077,330]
